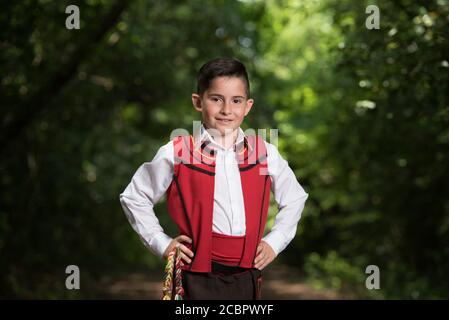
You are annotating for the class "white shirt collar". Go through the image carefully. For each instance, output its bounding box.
[194,123,245,152]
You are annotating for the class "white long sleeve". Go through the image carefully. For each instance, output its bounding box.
[119,141,174,258]
[261,142,309,256]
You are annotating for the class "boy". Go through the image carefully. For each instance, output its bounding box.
[119,58,308,300]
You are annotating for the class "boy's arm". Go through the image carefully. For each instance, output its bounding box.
[119,140,174,258]
[261,141,309,257]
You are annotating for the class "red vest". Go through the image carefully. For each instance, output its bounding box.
[166,134,271,272]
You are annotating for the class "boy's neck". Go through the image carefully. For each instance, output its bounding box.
[203,124,239,150]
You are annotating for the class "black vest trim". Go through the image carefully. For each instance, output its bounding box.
[238,154,268,172]
[252,174,270,262]
[172,174,196,270]
[181,135,216,168]
[174,158,215,176]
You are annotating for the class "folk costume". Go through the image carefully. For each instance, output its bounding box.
[120,124,309,299]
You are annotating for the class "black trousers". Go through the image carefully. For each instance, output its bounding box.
[181,262,263,300]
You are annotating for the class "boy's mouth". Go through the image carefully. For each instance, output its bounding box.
[216,118,233,124]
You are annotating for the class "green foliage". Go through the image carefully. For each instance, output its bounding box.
[1,0,448,298]
[304,251,376,298]
[257,0,449,298]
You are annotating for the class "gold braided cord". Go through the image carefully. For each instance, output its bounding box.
[161,246,184,300]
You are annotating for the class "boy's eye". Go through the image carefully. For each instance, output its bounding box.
[233,99,242,104]
[211,97,221,102]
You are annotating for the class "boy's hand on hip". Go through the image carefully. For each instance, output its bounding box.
[163,235,194,265]
[254,240,275,270]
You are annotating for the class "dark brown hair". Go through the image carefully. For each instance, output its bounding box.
[196,58,250,97]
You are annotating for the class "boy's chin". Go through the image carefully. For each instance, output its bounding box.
[204,120,240,136]
[215,124,238,136]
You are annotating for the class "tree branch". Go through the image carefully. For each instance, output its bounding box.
[0,0,133,154]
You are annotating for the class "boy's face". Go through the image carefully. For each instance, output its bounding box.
[192,76,253,137]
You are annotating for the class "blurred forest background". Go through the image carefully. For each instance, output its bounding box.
[1,0,448,299]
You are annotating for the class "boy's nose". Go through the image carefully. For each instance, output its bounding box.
[221,102,232,114]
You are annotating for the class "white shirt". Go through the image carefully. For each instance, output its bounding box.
[119,125,309,259]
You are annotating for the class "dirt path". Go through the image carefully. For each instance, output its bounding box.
[95,264,342,300]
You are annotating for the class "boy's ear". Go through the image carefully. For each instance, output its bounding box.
[244,98,254,116]
[192,93,202,112]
